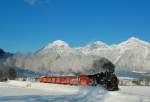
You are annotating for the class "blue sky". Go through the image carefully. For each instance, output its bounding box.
[0,0,150,53]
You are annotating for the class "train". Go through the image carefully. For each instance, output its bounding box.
[39,71,119,91]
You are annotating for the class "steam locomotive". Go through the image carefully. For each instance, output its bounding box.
[88,72,119,91]
[39,71,119,91]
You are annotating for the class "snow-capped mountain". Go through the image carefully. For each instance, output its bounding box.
[38,40,110,56]
[119,37,150,47]
[44,40,69,49]
[78,41,109,55]
[36,37,150,72]
[3,37,150,73]
[113,37,150,71]
[38,40,79,56]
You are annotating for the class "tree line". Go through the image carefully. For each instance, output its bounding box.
[0,64,16,81]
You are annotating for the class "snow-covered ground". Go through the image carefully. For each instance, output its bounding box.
[0,81,150,102]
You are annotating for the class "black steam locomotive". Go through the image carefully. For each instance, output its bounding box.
[88,72,119,91]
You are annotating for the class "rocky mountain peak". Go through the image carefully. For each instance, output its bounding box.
[85,41,108,49]
[94,41,108,48]
[44,40,69,49]
[119,37,149,47]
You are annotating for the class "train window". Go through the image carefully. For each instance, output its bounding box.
[52,78,55,82]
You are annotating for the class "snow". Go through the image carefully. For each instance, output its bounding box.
[0,81,150,102]
[118,77,135,80]
[8,80,79,94]
[103,92,150,102]
[0,82,52,96]
[119,86,150,97]
[44,40,69,49]
[132,71,148,74]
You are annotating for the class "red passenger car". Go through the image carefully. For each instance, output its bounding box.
[39,75,93,86]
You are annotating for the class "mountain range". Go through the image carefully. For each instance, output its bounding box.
[1,37,150,73]
[38,37,150,72]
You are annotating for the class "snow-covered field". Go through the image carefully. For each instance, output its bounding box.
[0,81,150,102]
